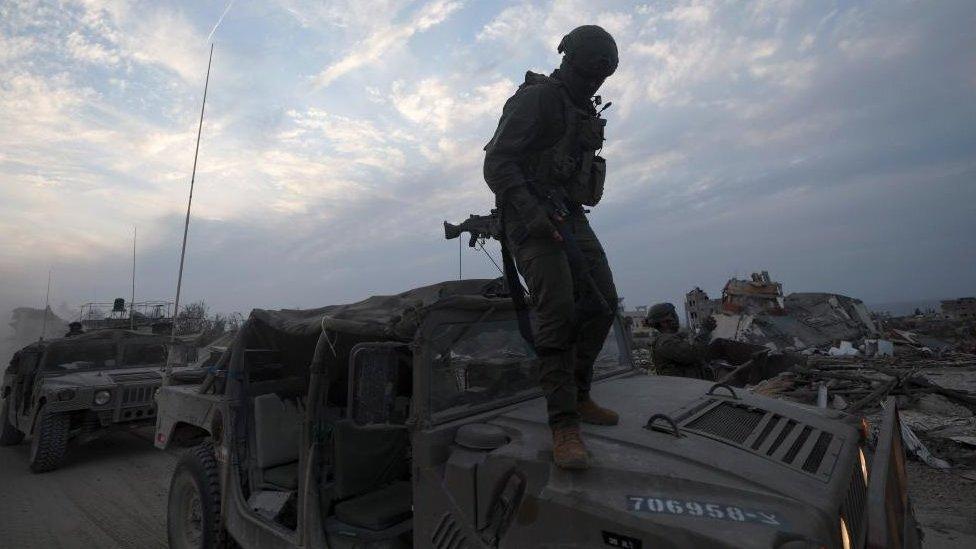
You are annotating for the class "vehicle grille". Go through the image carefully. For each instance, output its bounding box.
[680,399,842,480]
[432,512,468,549]
[803,432,835,473]
[685,401,764,444]
[842,462,867,543]
[122,385,156,405]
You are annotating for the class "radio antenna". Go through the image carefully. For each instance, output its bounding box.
[172,43,214,342]
[130,225,137,330]
[40,268,52,342]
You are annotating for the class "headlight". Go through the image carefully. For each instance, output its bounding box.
[93,390,112,405]
[840,516,852,549]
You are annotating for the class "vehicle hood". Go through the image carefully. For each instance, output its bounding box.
[42,366,164,387]
[480,374,855,547]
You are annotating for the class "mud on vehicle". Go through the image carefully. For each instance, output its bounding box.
[155,278,919,548]
[1,330,170,472]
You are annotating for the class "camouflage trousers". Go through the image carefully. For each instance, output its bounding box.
[504,205,618,428]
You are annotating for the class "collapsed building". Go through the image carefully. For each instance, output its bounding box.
[684,271,877,352]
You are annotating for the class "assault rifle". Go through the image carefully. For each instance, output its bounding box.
[444,198,611,316]
[444,211,500,247]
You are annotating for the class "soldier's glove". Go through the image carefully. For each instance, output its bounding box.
[506,185,562,242]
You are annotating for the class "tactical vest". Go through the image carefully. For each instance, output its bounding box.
[520,72,607,207]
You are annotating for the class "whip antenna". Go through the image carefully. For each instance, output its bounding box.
[172,43,214,342]
[131,226,137,330]
[40,268,52,342]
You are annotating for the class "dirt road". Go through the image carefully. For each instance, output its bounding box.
[0,428,176,548]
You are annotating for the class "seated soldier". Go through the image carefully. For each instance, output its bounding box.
[645,303,716,378]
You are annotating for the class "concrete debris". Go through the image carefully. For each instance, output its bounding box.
[915,393,974,418]
[949,436,976,448]
[828,341,860,357]
[898,417,951,470]
[864,338,895,357]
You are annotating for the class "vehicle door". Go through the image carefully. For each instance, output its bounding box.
[15,351,42,419]
[324,342,413,538]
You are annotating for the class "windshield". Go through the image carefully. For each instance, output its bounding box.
[428,318,627,420]
[42,338,167,373]
[121,340,167,366]
[43,340,117,372]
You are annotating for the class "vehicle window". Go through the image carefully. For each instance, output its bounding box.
[43,341,117,372]
[428,319,626,419]
[121,341,167,366]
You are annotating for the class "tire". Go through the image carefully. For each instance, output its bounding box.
[168,442,230,549]
[28,407,70,473]
[0,397,25,446]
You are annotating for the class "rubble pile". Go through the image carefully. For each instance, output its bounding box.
[709,292,879,352]
[752,352,976,468]
[882,313,976,355]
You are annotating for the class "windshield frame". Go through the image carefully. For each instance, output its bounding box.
[417,305,634,425]
[39,333,169,374]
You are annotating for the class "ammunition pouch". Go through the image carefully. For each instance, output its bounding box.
[528,80,607,207]
[566,154,605,207]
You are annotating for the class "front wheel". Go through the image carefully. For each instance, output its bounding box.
[0,397,25,446]
[29,407,69,472]
[168,442,229,549]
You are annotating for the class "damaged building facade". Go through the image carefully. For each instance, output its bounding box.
[941,297,976,320]
[684,271,784,331]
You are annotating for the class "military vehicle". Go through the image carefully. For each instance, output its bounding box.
[155,279,919,548]
[1,330,170,472]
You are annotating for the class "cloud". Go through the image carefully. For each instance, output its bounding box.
[476,3,542,43]
[1,0,974,327]
[28,1,210,84]
[313,0,464,88]
[389,77,513,133]
[65,30,121,65]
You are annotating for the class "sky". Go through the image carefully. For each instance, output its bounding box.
[1,0,975,330]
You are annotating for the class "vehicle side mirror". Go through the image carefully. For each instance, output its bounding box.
[347,343,404,425]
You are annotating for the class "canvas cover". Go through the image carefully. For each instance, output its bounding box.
[8,329,167,364]
[242,278,510,347]
[228,278,512,378]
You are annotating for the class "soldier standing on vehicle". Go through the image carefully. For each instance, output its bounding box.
[646,303,717,378]
[483,25,619,470]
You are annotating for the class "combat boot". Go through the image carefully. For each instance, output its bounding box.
[552,425,590,470]
[578,397,619,426]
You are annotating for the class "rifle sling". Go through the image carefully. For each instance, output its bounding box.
[498,220,536,348]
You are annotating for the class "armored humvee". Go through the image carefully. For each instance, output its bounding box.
[155,279,919,548]
[1,330,170,472]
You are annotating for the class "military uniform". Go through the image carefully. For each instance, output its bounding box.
[646,302,716,379]
[651,331,708,378]
[483,28,618,433]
